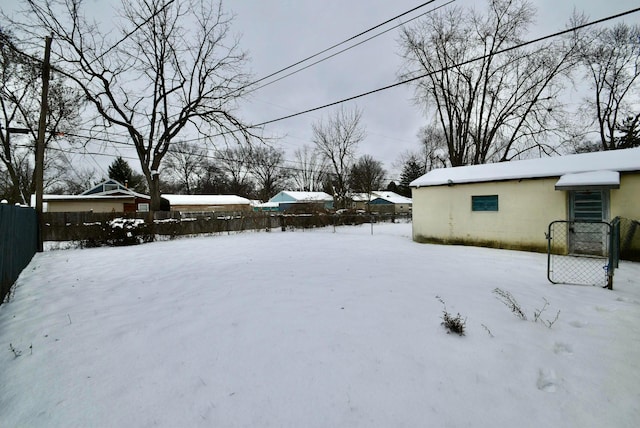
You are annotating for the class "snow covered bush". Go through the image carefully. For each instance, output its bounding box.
[80,218,152,247]
[106,218,152,246]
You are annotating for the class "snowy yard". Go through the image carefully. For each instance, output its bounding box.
[1,222,639,427]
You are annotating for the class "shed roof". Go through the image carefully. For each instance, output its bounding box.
[555,170,620,190]
[410,148,640,187]
[162,194,251,206]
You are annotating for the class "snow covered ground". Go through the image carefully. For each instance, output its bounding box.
[1,222,639,427]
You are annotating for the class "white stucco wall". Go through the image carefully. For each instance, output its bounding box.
[411,178,567,252]
[611,173,640,219]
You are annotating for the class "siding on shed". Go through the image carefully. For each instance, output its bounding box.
[411,178,566,252]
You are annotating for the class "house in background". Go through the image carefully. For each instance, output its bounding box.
[252,202,280,212]
[266,191,334,212]
[162,194,252,213]
[351,191,412,214]
[350,193,374,211]
[367,191,412,214]
[33,179,158,213]
[410,148,640,256]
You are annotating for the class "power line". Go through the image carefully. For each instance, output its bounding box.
[246,7,640,129]
[27,136,403,183]
[4,1,448,151]
[13,7,640,184]
[245,0,454,95]
[243,0,444,92]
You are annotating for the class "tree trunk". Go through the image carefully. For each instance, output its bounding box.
[149,173,162,212]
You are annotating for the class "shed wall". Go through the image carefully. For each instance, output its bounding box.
[411,178,566,252]
[611,173,640,219]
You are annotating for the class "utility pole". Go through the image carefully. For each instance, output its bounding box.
[35,35,52,252]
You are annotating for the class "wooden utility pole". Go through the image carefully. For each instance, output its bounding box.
[35,36,52,252]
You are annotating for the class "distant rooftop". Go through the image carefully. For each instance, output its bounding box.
[162,194,251,205]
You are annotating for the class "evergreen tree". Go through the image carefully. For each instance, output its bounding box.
[615,114,640,149]
[386,181,399,193]
[398,156,425,197]
[107,157,147,193]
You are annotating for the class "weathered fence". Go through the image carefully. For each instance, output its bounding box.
[1,204,37,304]
[41,211,409,246]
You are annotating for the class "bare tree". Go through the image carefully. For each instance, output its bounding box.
[291,144,326,192]
[312,106,365,208]
[193,160,229,194]
[577,21,640,150]
[349,154,386,204]
[163,141,207,194]
[216,144,254,198]
[417,124,449,170]
[15,0,257,210]
[47,164,98,194]
[248,144,288,202]
[0,28,83,203]
[399,0,579,166]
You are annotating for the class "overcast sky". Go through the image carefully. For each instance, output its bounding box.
[228,0,639,180]
[5,0,640,181]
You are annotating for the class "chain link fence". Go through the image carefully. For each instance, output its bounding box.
[547,220,613,288]
[546,217,640,289]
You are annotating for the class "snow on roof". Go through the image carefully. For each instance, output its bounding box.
[351,191,412,203]
[281,191,333,201]
[162,194,251,206]
[351,193,374,202]
[371,192,412,204]
[555,170,620,189]
[410,148,640,187]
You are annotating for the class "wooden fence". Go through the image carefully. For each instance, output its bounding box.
[41,211,407,245]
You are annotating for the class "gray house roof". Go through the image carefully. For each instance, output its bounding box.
[410,148,640,188]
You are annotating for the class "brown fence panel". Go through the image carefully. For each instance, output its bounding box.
[40,211,411,246]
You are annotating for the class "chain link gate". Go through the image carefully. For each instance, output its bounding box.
[546,220,618,289]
